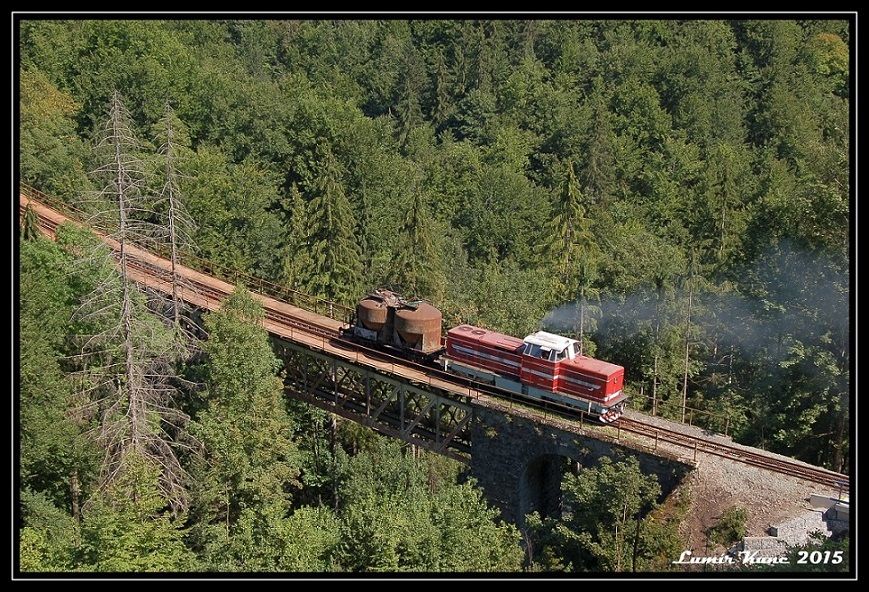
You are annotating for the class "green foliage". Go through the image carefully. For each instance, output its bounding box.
[274,506,342,571]
[77,452,195,572]
[280,183,312,291]
[19,235,100,510]
[19,527,51,572]
[200,504,340,572]
[20,204,39,241]
[19,68,91,198]
[540,161,602,344]
[300,146,363,305]
[188,288,301,568]
[806,33,848,95]
[388,177,445,301]
[182,146,285,277]
[19,490,79,571]
[706,506,748,548]
[21,20,200,130]
[634,504,690,571]
[526,456,664,572]
[335,439,524,572]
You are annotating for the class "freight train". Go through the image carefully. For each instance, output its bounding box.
[341,289,627,423]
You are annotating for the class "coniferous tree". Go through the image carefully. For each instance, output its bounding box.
[77,451,195,572]
[188,288,301,569]
[19,68,91,199]
[20,233,100,521]
[21,204,39,241]
[19,489,80,571]
[390,175,444,301]
[73,91,190,513]
[396,40,425,147]
[301,146,362,305]
[543,161,600,352]
[582,79,616,206]
[152,102,200,350]
[280,182,312,292]
[432,47,454,129]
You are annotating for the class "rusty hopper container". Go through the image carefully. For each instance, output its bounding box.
[356,296,388,331]
[394,302,442,354]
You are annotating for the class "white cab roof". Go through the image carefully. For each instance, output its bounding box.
[523,331,577,352]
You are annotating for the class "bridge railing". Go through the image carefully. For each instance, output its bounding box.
[19,182,353,324]
[20,182,86,219]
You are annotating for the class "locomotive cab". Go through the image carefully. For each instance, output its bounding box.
[519,331,577,391]
[519,330,628,422]
[522,331,579,362]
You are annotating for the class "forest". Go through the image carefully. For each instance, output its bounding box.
[18,19,850,573]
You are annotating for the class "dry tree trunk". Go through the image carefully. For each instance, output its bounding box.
[156,103,201,348]
[71,92,193,514]
[681,253,694,424]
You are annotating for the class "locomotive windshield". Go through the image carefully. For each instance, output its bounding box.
[522,331,578,362]
[524,344,547,359]
[524,343,563,361]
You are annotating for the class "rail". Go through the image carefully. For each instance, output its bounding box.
[19,182,352,324]
[19,186,850,493]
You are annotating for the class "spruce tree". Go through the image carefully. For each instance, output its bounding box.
[73,91,190,513]
[390,176,444,301]
[152,102,200,350]
[280,183,311,291]
[188,288,300,568]
[301,146,362,305]
[77,451,195,572]
[543,161,600,352]
[432,48,454,129]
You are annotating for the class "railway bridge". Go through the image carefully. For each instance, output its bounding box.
[19,186,849,539]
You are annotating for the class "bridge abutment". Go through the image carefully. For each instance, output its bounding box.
[469,405,693,524]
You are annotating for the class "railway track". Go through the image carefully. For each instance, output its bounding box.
[616,417,849,491]
[20,191,851,493]
[127,256,337,340]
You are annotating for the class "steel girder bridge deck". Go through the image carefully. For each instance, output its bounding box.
[274,337,473,464]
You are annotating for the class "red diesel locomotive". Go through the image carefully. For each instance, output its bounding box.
[443,325,627,423]
[345,290,628,423]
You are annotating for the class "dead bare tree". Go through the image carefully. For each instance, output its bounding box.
[151,102,203,352]
[70,91,191,513]
[681,249,696,424]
